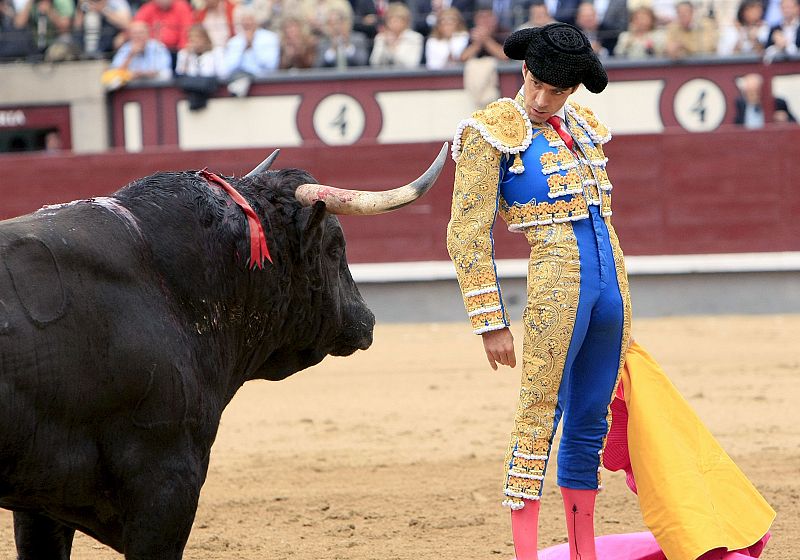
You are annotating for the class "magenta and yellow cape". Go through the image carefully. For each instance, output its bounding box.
[620,341,775,559]
[539,341,776,560]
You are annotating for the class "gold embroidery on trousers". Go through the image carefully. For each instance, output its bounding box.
[502,222,581,507]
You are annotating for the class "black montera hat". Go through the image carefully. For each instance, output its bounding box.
[503,23,608,94]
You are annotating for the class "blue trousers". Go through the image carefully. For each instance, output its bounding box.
[554,207,626,488]
[502,205,630,506]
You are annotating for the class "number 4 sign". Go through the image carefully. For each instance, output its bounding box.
[673,78,726,132]
[312,94,366,145]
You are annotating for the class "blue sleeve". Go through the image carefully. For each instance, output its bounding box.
[111,43,130,68]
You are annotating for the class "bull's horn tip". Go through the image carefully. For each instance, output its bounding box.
[408,142,449,195]
[244,149,280,178]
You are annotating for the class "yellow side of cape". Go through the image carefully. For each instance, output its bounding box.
[621,342,776,560]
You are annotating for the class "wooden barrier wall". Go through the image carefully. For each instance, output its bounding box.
[1,125,798,263]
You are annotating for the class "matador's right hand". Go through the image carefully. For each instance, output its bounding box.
[481,328,516,370]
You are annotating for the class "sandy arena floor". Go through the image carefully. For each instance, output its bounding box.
[1,315,798,559]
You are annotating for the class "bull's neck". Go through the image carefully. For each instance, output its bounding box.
[114,188,283,394]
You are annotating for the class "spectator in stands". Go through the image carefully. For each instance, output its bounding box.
[244,0,283,29]
[353,0,432,38]
[194,0,235,50]
[646,0,713,26]
[175,24,223,109]
[594,0,629,54]
[107,20,172,87]
[425,6,468,68]
[515,1,554,29]
[734,72,797,127]
[279,15,317,69]
[664,0,718,58]
[574,1,608,55]
[134,0,193,56]
[73,0,132,58]
[461,5,507,108]
[316,2,369,68]
[764,0,799,61]
[14,0,75,58]
[487,0,527,32]
[691,0,734,36]
[646,0,677,26]
[310,0,354,36]
[0,0,35,58]
[44,129,64,152]
[222,6,279,95]
[460,4,508,62]
[420,0,477,33]
[614,6,665,57]
[176,23,223,76]
[717,0,768,56]
[352,0,387,39]
[369,2,424,67]
[547,0,580,26]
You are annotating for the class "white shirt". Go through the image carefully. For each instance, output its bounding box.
[369,29,424,68]
[552,106,573,141]
[176,47,225,77]
[743,103,765,129]
[425,32,469,70]
[222,28,280,79]
[716,23,769,56]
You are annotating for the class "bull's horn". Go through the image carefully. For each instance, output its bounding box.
[245,149,280,178]
[294,142,448,215]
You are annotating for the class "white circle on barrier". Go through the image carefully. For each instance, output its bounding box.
[312,94,366,145]
[673,79,726,132]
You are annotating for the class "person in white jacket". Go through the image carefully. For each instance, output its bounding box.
[222,6,279,80]
[175,24,224,109]
[176,24,224,78]
[369,2,423,68]
[425,7,469,69]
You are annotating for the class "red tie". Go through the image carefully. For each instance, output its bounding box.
[547,115,574,152]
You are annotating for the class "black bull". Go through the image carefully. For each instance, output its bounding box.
[0,145,446,559]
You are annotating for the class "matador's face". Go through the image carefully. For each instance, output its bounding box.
[521,64,579,124]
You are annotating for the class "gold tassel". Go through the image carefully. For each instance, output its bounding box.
[510,153,525,174]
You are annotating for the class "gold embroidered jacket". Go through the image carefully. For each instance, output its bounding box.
[446,97,613,334]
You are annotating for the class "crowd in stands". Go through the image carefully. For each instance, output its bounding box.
[1,0,799,99]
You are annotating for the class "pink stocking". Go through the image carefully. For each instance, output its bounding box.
[511,498,541,560]
[561,487,598,560]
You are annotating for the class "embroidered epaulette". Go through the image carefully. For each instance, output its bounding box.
[451,98,533,173]
[566,101,611,145]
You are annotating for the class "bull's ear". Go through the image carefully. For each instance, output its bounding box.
[302,201,327,290]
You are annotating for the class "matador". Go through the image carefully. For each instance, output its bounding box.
[446,23,629,560]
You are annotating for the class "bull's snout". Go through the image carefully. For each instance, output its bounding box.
[356,310,375,351]
[331,306,375,356]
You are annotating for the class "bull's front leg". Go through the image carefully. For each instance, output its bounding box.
[14,511,76,560]
[118,456,209,560]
